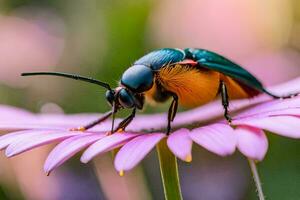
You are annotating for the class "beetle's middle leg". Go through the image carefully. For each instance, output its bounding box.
[167,94,178,135]
[220,81,232,124]
[70,110,113,131]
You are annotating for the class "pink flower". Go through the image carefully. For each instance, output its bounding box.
[0,77,300,176]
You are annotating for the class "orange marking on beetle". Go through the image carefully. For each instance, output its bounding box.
[151,64,257,108]
[157,64,220,108]
[220,75,250,99]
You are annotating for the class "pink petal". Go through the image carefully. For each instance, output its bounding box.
[234,116,300,138]
[37,114,119,132]
[114,133,165,173]
[80,133,139,163]
[44,133,105,174]
[0,105,33,119]
[5,130,82,157]
[127,114,167,131]
[257,108,300,117]
[0,111,115,131]
[268,76,300,95]
[0,129,52,150]
[167,129,193,162]
[236,96,300,119]
[0,124,68,130]
[189,124,237,156]
[174,101,225,126]
[236,126,268,161]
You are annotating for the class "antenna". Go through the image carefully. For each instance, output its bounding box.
[21,72,112,90]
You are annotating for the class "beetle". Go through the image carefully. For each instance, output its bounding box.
[22,48,297,134]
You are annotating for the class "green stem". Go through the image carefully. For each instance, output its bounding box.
[248,159,265,200]
[157,138,183,200]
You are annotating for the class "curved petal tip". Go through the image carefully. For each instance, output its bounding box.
[189,124,237,156]
[236,126,268,161]
[167,128,193,162]
[114,133,165,172]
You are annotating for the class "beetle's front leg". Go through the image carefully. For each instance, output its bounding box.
[167,94,178,135]
[112,108,136,133]
[70,110,113,131]
[220,81,232,124]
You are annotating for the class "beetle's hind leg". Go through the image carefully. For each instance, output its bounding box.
[220,81,232,124]
[70,110,113,131]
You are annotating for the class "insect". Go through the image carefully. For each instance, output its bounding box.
[22,48,297,134]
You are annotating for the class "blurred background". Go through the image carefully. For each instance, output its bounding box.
[0,0,300,199]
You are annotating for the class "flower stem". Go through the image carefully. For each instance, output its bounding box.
[248,159,265,200]
[157,138,183,200]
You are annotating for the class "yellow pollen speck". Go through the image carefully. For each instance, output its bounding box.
[185,155,192,162]
[117,128,124,133]
[119,170,124,177]
[78,126,86,131]
[69,126,86,132]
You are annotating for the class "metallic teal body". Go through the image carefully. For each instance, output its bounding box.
[134,48,185,70]
[121,47,265,95]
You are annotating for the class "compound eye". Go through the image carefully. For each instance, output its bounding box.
[105,90,115,106]
[119,89,135,108]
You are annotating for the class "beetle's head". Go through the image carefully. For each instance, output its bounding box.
[105,87,144,110]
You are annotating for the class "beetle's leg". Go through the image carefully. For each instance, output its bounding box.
[220,81,232,124]
[167,94,178,135]
[113,108,136,133]
[70,110,112,131]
